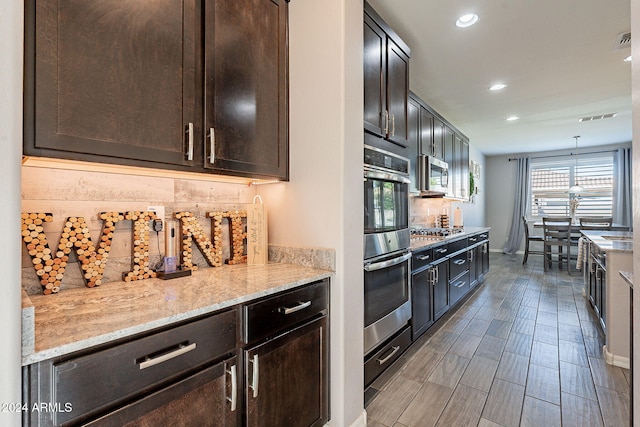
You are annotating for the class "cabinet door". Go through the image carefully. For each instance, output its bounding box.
[87,358,239,427]
[468,248,478,288]
[482,242,490,275]
[407,97,420,193]
[411,269,434,339]
[432,117,445,160]
[420,107,435,156]
[25,0,199,167]
[386,38,410,147]
[245,317,328,427]
[204,0,288,179]
[363,14,387,137]
[443,125,455,195]
[457,134,470,199]
[433,262,449,320]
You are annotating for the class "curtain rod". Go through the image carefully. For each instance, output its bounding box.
[507,149,617,161]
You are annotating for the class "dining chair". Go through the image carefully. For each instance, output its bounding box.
[522,216,544,264]
[542,216,574,273]
[579,216,613,231]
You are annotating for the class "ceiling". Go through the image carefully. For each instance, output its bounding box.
[366,0,632,156]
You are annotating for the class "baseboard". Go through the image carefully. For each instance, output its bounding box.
[603,344,630,369]
[349,410,367,427]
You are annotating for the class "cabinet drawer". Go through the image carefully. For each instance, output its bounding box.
[448,237,468,254]
[53,309,237,425]
[432,244,449,260]
[412,248,433,272]
[467,233,481,245]
[364,326,411,386]
[449,250,469,280]
[244,279,328,344]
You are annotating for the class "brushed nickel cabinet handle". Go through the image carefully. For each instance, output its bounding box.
[250,354,259,398]
[138,342,196,370]
[186,122,194,161]
[391,113,395,136]
[417,254,431,261]
[454,259,466,266]
[454,281,465,288]
[227,364,237,411]
[280,300,311,315]
[207,127,215,164]
[377,345,400,365]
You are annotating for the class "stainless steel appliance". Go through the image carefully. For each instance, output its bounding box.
[363,145,411,356]
[418,155,449,196]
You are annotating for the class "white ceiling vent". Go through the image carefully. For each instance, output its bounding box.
[614,31,631,50]
[579,113,618,122]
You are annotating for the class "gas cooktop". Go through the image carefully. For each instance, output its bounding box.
[410,227,465,240]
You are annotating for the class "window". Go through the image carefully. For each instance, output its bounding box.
[529,153,614,218]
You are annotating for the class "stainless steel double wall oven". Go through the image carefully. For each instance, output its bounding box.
[363,145,411,357]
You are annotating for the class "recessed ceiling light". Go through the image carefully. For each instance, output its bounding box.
[489,83,507,91]
[456,14,478,28]
[506,116,519,121]
[624,55,632,62]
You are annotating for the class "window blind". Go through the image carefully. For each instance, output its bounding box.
[529,154,613,218]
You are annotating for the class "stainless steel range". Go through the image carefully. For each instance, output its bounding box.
[410,226,465,241]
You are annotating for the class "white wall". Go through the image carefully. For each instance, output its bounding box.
[0,1,23,425]
[486,143,632,253]
[257,0,364,426]
[461,144,487,227]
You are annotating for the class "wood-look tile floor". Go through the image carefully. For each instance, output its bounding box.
[366,253,631,427]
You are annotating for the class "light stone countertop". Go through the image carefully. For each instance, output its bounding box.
[581,230,633,253]
[22,262,333,366]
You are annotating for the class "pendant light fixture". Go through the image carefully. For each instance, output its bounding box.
[569,135,584,194]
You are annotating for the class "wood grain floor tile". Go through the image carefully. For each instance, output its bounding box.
[440,315,472,334]
[558,339,589,366]
[533,323,558,345]
[558,322,584,343]
[504,332,533,357]
[595,385,630,427]
[525,363,560,405]
[399,349,445,383]
[482,379,525,427]
[366,375,422,426]
[478,418,505,427]
[580,319,601,338]
[589,356,630,393]
[460,355,499,392]
[584,335,605,358]
[557,309,581,326]
[559,360,597,400]
[486,319,513,339]
[536,310,558,327]
[396,381,454,427]
[427,353,470,389]
[517,305,538,320]
[435,384,488,426]
[426,330,460,353]
[462,318,492,337]
[493,307,518,322]
[530,341,559,369]
[520,396,561,427]
[512,317,536,336]
[495,351,529,386]
[475,335,507,361]
[560,392,604,427]
[448,333,483,359]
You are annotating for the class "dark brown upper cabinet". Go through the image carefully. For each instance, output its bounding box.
[363,3,410,148]
[24,0,289,181]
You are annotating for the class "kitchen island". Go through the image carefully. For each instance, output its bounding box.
[582,230,633,368]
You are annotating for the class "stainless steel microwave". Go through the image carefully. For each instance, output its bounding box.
[419,156,449,196]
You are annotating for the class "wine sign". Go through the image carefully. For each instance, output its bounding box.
[22,210,248,294]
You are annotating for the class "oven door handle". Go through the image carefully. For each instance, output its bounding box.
[364,169,411,184]
[364,252,411,272]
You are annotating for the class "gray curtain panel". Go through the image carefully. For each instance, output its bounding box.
[612,147,632,228]
[503,157,530,254]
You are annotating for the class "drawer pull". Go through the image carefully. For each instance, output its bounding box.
[185,122,194,161]
[377,345,400,365]
[417,254,431,261]
[453,259,466,266]
[454,281,465,288]
[227,364,237,411]
[436,248,448,254]
[281,300,312,315]
[250,354,259,398]
[208,127,215,164]
[138,342,197,370]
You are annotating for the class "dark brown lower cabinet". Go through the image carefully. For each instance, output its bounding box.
[244,317,328,427]
[88,357,239,427]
